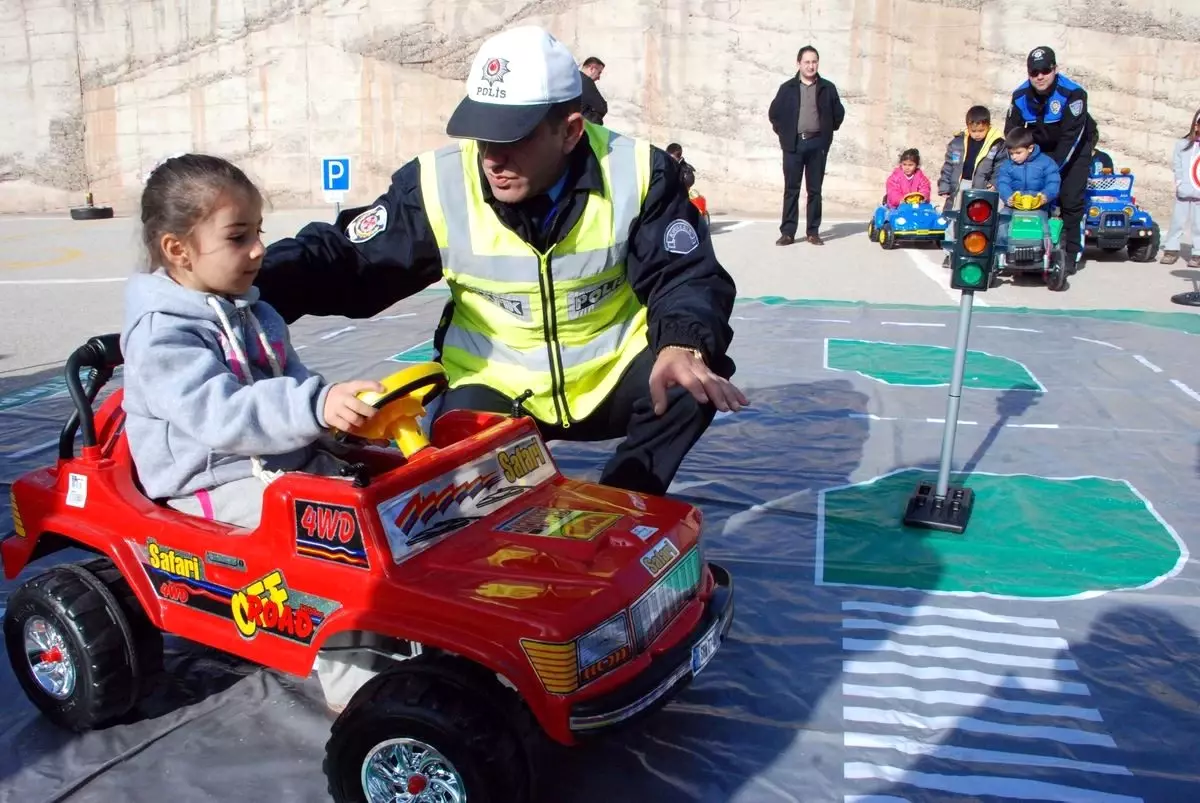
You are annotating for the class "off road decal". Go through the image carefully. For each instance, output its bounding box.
[640,538,680,578]
[567,276,624,320]
[497,507,622,541]
[294,500,369,570]
[377,434,558,563]
[474,288,530,321]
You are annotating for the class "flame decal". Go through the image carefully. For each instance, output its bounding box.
[394,472,503,534]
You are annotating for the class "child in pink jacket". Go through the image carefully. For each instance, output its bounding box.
[886,148,932,207]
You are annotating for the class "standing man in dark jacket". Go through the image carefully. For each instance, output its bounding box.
[768,45,845,246]
[255,25,745,497]
[579,56,608,124]
[1004,46,1098,270]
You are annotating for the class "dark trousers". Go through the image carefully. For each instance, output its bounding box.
[438,347,729,496]
[1058,153,1091,258]
[781,137,828,237]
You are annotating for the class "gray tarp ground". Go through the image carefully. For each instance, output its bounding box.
[2,292,1200,802]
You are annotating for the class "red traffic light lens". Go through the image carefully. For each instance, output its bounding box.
[966,199,992,223]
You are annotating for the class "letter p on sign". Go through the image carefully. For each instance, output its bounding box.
[322,157,351,193]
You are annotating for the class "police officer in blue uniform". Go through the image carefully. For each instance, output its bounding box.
[1005,46,1098,270]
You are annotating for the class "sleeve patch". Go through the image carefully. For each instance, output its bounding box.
[663,219,699,255]
[347,205,388,243]
[1069,99,1084,117]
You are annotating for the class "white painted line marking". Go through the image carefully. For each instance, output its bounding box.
[319,326,356,340]
[1132,355,1162,373]
[4,438,58,459]
[371,312,417,321]
[978,325,1042,333]
[844,763,1142,803]
[843,619,1068,650]
[847,413,898,421]
[812,318,852,324]
[1073,335,1123,350]
[842,708,1116,747]
[843,638,1077,671]
[1006,423,1059,429]
[902,249,990,306]
[842,660,1089,695]
[723,220,757,231]
[843,684,1101,720]
[845,734,1132,776]
[881,321,945,327]
[0,277,126,285]
[845,796,911,803]
[841,601,1059,629]
[293,344,308,351]
[926,417,978,425]
[1171,379,1200,403]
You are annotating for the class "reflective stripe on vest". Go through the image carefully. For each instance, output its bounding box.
[417,122,653,424]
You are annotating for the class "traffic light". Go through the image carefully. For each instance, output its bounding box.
[950,189,1000,291]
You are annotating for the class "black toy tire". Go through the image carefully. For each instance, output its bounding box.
[880,224,896,250]
[1127,223,1160,263]
[324,655,541,803]
[1046,251,1069,292]
[3,560,152,731]
[867,220,877,240]
[69,205,114,221]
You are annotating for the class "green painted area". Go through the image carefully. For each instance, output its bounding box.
[826,338,1042,391]
[820,469,1183,598]
[388,340,437,363]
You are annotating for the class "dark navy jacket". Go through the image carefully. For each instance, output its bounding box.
[995,145,1062,205]
[1004,74,1097,167]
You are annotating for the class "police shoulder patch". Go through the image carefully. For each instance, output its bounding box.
[347,205,388,244]
[663,218,699,255]
[1068,99,1084,117]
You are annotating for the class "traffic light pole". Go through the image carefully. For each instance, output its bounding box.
[935,287,975,499]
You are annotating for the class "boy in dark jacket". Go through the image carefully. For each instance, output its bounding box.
[996,127,1061,207]
[938,105,1007,212]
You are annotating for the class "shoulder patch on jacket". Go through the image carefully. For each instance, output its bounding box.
[663,219,699,255]
[1069,99,1084,117]
[347,205,388,243]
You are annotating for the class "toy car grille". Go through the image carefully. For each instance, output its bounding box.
[630,547,703,651]
[1086,176,1132,192]
[1011,246,1041,262]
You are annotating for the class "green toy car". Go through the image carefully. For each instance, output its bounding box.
[994,193,1070,292]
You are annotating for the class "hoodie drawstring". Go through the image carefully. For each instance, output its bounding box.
[206,295,286,486]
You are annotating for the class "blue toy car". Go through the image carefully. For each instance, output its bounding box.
[868,192,948,249]
[1083,168,1159,262]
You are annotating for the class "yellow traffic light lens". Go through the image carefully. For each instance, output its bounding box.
[963,231,987,255]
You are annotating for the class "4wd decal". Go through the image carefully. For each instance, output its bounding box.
[497,507,621,541]
[567,276,624,320]
[377,434,558,563]
[294,500,369,569]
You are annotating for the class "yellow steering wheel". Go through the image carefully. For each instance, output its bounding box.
[1010,192,1046,210]
[903,192,927,205]
[342,363,448,458]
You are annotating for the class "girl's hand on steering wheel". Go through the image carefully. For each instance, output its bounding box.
[323,380,385,431]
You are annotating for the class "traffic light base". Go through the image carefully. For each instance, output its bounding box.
[902,481,975,534]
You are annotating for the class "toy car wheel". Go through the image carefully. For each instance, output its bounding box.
[1045,251,1069,292]
[867,220,877,240]
[879,223,896,250]
[69,205,114,220]
[3,561,154,731]
[1127,223,1160,263]
[325,656,539,803]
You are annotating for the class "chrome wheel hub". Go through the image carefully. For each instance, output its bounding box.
[23,616,76,699]
[361,737,466,803]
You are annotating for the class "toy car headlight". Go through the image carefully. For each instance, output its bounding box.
[895,217,907,226]
[937,217,946,226]
[1089,207,1100,217]
[1123,206,1134,216]
[520,611,634,694]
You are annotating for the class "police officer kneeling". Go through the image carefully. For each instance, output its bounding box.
[256,25,747,496]
[1005,46,1098,272]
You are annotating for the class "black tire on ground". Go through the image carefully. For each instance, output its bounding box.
[3,560,151,731]
[69,205,114,221]
[1046,251,1069,292]
[880,224,896,250]
[324,654,542,803]
[867,220,877,240]
[77,556,164,677]
[1127,223,1160,263]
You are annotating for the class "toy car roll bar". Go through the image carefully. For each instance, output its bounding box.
[59,333,123,459]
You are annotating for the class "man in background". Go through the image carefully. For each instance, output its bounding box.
[768,45,845,246]
[580,56,608,124]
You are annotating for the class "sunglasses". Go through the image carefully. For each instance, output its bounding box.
[1028,68,1053,77]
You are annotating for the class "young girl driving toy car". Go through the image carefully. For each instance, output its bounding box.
[121,153,385,530]
[885,148,932,207]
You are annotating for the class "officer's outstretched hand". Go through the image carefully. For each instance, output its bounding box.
[649,348,749,416]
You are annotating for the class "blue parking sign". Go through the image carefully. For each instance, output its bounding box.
[322,157,351,193]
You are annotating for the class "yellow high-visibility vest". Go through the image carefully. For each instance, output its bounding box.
[417,122,653,426]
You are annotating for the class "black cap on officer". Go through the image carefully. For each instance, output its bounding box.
[1027,46,1056,73]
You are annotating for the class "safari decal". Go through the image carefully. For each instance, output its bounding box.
[497,507,621,541]
[640,538,681,578]
[377,434,558,563]
[294,500,370,570]
[140,541,339,645]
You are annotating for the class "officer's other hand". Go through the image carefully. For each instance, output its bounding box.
[649,349,749,416]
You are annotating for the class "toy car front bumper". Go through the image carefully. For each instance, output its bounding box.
[567,562,734,734]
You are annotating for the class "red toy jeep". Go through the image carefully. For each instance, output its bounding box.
[2,334,735,803]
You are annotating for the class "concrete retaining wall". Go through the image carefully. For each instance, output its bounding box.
[2,0,1198,222]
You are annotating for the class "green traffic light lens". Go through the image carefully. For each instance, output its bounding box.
[959,262,984,286]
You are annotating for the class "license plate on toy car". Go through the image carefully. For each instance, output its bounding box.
[691,622,721,676]
[1105,218,1124,227]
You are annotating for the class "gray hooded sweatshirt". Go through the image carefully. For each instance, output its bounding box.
[120,270,333,501]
